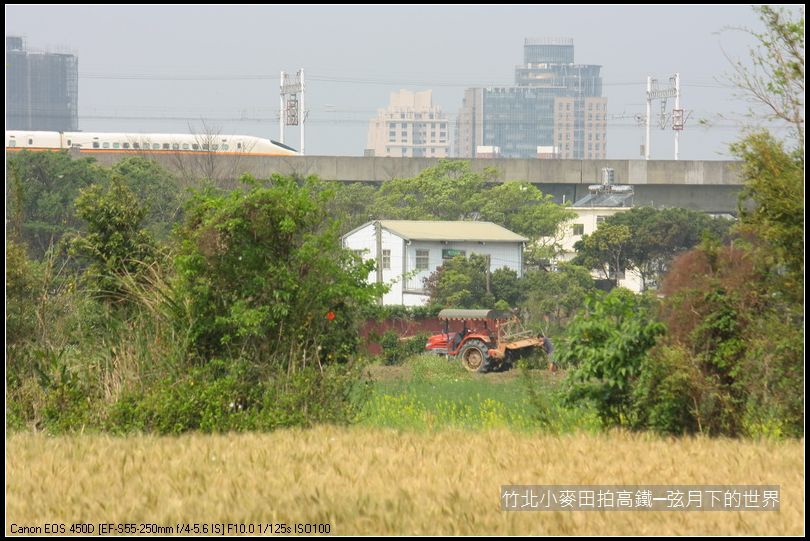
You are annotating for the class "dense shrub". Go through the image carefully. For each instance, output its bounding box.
[559,288,665,426]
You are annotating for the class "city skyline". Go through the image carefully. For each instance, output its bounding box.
[5,5,785,159]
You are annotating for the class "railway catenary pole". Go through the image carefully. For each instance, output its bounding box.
[300,69,305,155]
[279,71,285,145]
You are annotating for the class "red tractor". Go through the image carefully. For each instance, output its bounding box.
[425,309,547,373]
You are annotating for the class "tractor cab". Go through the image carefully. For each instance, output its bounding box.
[425,309,543,373]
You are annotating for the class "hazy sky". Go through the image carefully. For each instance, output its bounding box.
[5,5,786,159]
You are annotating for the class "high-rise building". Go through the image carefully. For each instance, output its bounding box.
[456,38,606,159]
[6,36,79,131]
[366,90,449,158]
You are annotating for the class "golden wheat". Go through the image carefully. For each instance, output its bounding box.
[5,428,804,535]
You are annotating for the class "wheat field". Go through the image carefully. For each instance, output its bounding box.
[6,428,804,535]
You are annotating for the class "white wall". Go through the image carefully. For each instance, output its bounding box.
[343,224,524,306]
[555,207,643,292]
[402,240,523,293]
[342,223,408,305]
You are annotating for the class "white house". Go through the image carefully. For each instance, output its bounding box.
[556,206,645,292]
[553,179,645,291]
[342,220,528,306]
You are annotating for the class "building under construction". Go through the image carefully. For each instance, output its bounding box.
[6,36,78,131]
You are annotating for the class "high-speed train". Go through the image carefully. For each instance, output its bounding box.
[6,130,299,156]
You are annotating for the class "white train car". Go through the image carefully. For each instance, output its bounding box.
[6,130,298,156]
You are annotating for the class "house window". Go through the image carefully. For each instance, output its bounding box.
[596,215,609,224]
[415,249,429,270]
[572,224,584,236]
[382,249,391,270]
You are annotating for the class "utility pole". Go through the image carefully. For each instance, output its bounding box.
[672,73,683,160]
[485,254,491,295]
[299,69,305,156]
[280,69,305,154]
[645,76,651,160]
[645,73,685,160]
[279,71,285,145]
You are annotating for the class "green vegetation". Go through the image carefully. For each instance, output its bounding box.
[6,6,803,438]
[558,289,665,426]
[71,178,156,301]
[573,207,732,289]
[6,156,383,434]
[359,355,600,432]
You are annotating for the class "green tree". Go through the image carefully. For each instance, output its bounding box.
[522,263,595,329]
[374,160,496,220]
[573,223,631,286]
[425,259,521,309]
[606,207,733,290]
[490,267,522,308]
[425,254,496,308]
[110,157,184,239]
[7,151,104,257]
[175,175,382,365]
[559,288,665,426]
[653,242,802,436]
[71,178,156,301]
[727,5,804,149]
[731,133,803,301]
[476,181,576,265]
[6,239,44,348]
[642,7,805,437]
[321,181,378,234]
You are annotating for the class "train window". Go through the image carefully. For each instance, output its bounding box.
[237,142,242,149]
[152,143,160,150]
[192,144,199,150]
[162,143,170,150]
[123,142,130,149]
[103,142,110,149]
[113,143,120,149]
[29,138,34,145]
[202,144,210,150]
[182,143,189,150]
[67,139,71,146]
[93,142,100,149]
[9,140,16,147]
[133,142,140,149]
[172,143,179,150]
[222,144,229,151]
[212,144,219,151]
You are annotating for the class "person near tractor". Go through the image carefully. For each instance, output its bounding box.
[452,322,469,352]
[541,334,556,371]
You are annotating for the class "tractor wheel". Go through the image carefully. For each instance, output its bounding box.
[459,339,491,373]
